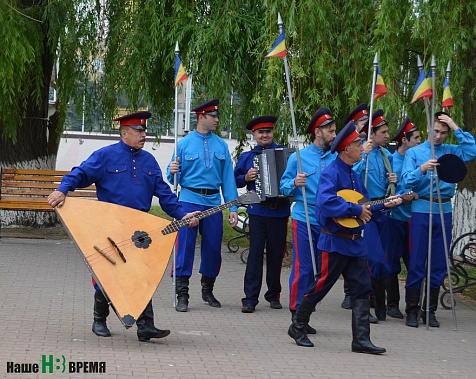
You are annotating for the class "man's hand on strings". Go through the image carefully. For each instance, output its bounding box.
[182,211,201,227]
[384,195,402,209]
[358,205,372,224]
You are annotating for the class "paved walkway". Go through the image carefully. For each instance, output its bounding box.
[0,237,475,378]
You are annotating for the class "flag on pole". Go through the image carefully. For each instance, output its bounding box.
[265,30,287,58]
[410,67,432,103]
[374,67,387,100]
[442,77,454,108]
[174,54,188,87]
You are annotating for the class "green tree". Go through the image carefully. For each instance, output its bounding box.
[1,1,474,230]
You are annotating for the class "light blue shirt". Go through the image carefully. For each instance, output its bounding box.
[353,146,393,199]
[280,143,336,225]
[401,129,476,214]
[167,130,238,212]
[391,151,412,222]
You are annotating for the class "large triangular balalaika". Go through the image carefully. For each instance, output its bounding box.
[55,191,260,327]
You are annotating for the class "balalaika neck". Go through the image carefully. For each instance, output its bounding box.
[161,198,240,235]
[366,196,392,207]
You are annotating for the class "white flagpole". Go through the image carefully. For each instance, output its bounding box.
[172,41,180,308]
[429,57,457,330]
[277,13,317,277]
[364,53,378,188]
[417,56,432,129]
[443,61,452,113]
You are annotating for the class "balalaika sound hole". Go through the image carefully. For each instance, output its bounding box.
[131,231,152,249]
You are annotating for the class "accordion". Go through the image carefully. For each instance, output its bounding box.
[253,147,295,201]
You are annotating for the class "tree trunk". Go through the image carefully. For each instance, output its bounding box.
[453,9,476,244]
[0,10,61,229]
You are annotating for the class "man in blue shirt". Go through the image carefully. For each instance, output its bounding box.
[234,116,291,313]
[340,103,373,311]
[48,111,199,341]
[287,121,401,354]
[168,99,239,312]
[280,108,337,333]
[353,109,397,321]
[401,112,476,328]
[386,117,420,319]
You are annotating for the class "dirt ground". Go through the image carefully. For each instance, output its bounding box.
[0,225,69,239]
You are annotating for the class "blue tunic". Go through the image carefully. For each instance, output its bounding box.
[401,129,476,214]
[166,130,238,278]
[280,144,336,225]
[401,129,476,289]
[353,147,393,199]
[58,140,185,219]
[279,143,336,310]
[353,146,393,278]
[166,130,238,211]
[316,157,385,257]
[234,143,290,218]
[391,151,412,222]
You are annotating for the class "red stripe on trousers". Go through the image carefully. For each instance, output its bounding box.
[289,219,300,310]
[312,250,329,293]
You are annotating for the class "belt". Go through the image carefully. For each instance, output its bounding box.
[420,196,451,203]
[183,187,219,196]
[259,201,289,209]
[321,227,361,241]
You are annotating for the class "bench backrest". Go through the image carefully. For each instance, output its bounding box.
[0,168,97,211]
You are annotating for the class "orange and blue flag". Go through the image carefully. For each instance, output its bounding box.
[174,54,188,87]
[374,67,387,100]
[442,77,453,108]
[265,30,287,58]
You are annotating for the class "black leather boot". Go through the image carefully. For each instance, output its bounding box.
[290,310,316,334]
[136,301,171,341]
[421,287,440,327]
[385,276,404,319]
[369,290,376,308]
[372,277,387,321]
[368,311,379,324]
[288,296,315,347]
[92,291,111,337]
[201,275,221,308]
[175,276,190,312]
[351,299,386,354]
[405,288,421,327]
[341,279,352,309]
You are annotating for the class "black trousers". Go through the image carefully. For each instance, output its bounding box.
[242,214,288,306]
[304,250,372,305]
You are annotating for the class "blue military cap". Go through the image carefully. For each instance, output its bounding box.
[330,121,364,154]
[113,111,151,130]
[371,109,388,130]
[306,107,334,134]
[246,115,278,131]
[392,116,418,142]
[191,98,219,116]
[344,103,369,125]
[437,154,467,183]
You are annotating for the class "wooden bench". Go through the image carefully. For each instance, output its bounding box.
[0,168,97,236]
